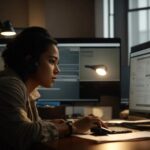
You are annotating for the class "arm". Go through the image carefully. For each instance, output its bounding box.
[0,77,106,150]
[0,77,58,150]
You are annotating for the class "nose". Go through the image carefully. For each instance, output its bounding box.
[54,64,60,74]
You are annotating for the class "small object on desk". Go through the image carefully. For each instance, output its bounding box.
[90,126,132,136]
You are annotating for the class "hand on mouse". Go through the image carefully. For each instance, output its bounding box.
[72,115,107,134]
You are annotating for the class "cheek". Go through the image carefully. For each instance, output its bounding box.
[36,64,53,86]
[41,64,51,74]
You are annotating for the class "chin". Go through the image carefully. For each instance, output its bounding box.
[44,83,54,88]
[48,84,54,88]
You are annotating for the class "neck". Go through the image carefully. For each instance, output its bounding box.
[25,78,39,94]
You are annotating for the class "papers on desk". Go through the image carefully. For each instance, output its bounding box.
[105,119,150,130]
[74,131,150,143]
[104,119,150,125]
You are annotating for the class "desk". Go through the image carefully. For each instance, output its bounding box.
[33,136,150,150]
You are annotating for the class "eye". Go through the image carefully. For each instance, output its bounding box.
[49,59,55,64]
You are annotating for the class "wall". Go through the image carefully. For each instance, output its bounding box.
[45,0,95,37]
[28,0,46,27]
[0,0,28,27]
[114,0,129,99]
[0,0,95,38]
[95,0,104,37]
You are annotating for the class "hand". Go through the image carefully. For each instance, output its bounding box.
[72,115,106,134]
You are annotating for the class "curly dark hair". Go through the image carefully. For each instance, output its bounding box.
[2,26,57,81]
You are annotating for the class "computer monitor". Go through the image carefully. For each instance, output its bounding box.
[38,38,121,103]
[129,41,150,118]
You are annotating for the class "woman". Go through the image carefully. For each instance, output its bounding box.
[0,27,105,150]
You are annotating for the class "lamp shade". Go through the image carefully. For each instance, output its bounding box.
[0,20,16,36]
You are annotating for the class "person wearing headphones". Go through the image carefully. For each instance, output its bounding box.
[0,27,105,150]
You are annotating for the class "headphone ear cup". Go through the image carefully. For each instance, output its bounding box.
[27,62,39,73]
[34,62,39,68]
[32,62,39,70]
[25,55,39,73]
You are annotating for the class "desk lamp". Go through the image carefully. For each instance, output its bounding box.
[85,65,107,76]
[0,20,16,37]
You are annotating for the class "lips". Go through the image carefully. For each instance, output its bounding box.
[52,77,56,80]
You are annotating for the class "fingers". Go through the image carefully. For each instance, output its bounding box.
[72,115,107,134]
[100,120,108,128]
[88,115,108,128]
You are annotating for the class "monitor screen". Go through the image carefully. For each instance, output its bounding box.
[129,41,150,118]
[38,38,121,103]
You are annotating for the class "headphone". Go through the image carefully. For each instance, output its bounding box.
[25,55,39,73]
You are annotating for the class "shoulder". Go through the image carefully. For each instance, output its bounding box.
[0,76,25,90]
[0,74,27,99]
[0,68,26,91]
[0,75,28,107]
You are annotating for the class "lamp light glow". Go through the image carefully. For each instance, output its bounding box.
[85,64,107,76]
[96,68,107,76]
[1,31,16,36]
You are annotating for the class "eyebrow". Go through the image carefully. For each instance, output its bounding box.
[49,56,59,64]
[49,56,58,60]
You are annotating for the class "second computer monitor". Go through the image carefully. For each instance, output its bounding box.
[129,41,150,118]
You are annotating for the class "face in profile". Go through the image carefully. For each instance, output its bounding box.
[32,44,60,88]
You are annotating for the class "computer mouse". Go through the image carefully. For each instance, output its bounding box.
[90,126,112,136]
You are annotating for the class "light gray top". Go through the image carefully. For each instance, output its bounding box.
[0,69,59,150]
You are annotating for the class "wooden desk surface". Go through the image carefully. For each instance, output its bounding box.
[33,136,150,150]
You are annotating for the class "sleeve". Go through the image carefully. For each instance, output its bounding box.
[0,77,59,150]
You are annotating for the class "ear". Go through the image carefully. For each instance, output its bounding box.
[34,62,39,67]
[25,55,32,62]
[26,62,39,73]
[25,55,39,73]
